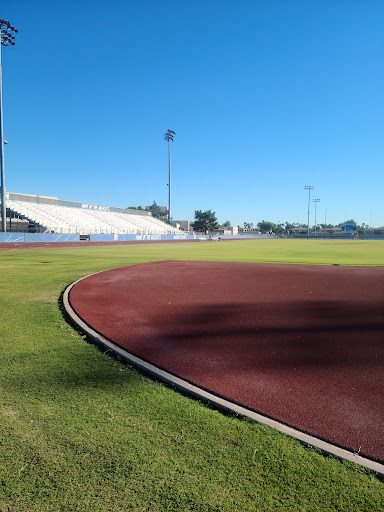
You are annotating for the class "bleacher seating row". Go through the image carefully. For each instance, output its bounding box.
[7,200,180,235]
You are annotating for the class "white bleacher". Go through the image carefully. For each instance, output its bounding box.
[6,199,180,235]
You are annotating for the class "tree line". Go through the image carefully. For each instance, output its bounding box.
[241,219,374,234]
[126,205,377,235]
[193,213,376,234]
[127,201,168,221]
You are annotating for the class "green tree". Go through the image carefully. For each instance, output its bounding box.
[284,222,295,233]
[354,223,370,234]
[127,205,144,211]
[274,223,284,234]
[147,201,167,220]
[258,220,276,233]
[192,210,220,233]
[222,220,232,228]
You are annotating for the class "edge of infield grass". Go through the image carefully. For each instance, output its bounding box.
[0,240,383,512]
[62,272,384,477]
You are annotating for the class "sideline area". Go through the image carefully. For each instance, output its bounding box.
[65,260,384,474]
[0,238,203,251]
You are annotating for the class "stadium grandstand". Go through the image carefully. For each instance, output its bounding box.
[4,193,181,235]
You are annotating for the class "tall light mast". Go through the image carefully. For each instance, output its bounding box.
[304,185,315,238]
[313,198,320,236]
[164,129,175,223]
[0,18,18,233]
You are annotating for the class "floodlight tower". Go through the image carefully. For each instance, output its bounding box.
[312,198,320,236]
[0,18,18,233]
[164,129,175,223]
[304,185,315,238]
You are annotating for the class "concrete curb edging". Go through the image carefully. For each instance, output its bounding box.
[63,272,384,477]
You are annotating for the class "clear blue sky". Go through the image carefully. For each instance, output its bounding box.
[2,0,383,227]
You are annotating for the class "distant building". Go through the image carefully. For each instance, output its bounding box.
[214,226,239,236]
[238,226,260,234]
[289,227,309,235]
[361,227,384,235]
[341,221,357,232]
[317,227,342,234]
[172,220,193,231]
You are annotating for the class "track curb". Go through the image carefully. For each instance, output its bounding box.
[63,269,384,477]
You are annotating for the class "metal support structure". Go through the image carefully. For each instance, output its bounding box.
[0,43,5,232]
[304,186,314,238]
[0,19,18,233]
[168,137,171,222]
[313,198,320,236]
[164,129,175,223]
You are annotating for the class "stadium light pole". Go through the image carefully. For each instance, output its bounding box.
[304,185,314,238]
[313,198,320,236]
[0,19,18,233]
[164,129,175,223]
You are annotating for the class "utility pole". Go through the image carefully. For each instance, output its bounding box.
[164,129,175,223]
[0,19,18,233]
[304,186,314,238]
[313,198,320,236]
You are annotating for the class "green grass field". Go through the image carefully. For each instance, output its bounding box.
[1,239,383,512]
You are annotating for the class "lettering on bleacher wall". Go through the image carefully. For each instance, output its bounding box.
[82,203,110,212]
[136,234,162,240]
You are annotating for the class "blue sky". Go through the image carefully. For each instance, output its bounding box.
[1,0,383,227]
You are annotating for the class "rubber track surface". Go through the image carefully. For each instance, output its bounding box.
[68,260,384,463]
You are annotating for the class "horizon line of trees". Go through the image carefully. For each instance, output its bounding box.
[127,201,168,221]
[238,219,376,234]
[125,206,378,234]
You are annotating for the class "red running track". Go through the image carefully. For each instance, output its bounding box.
[68,261,384,463]
[0,239,201,251]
